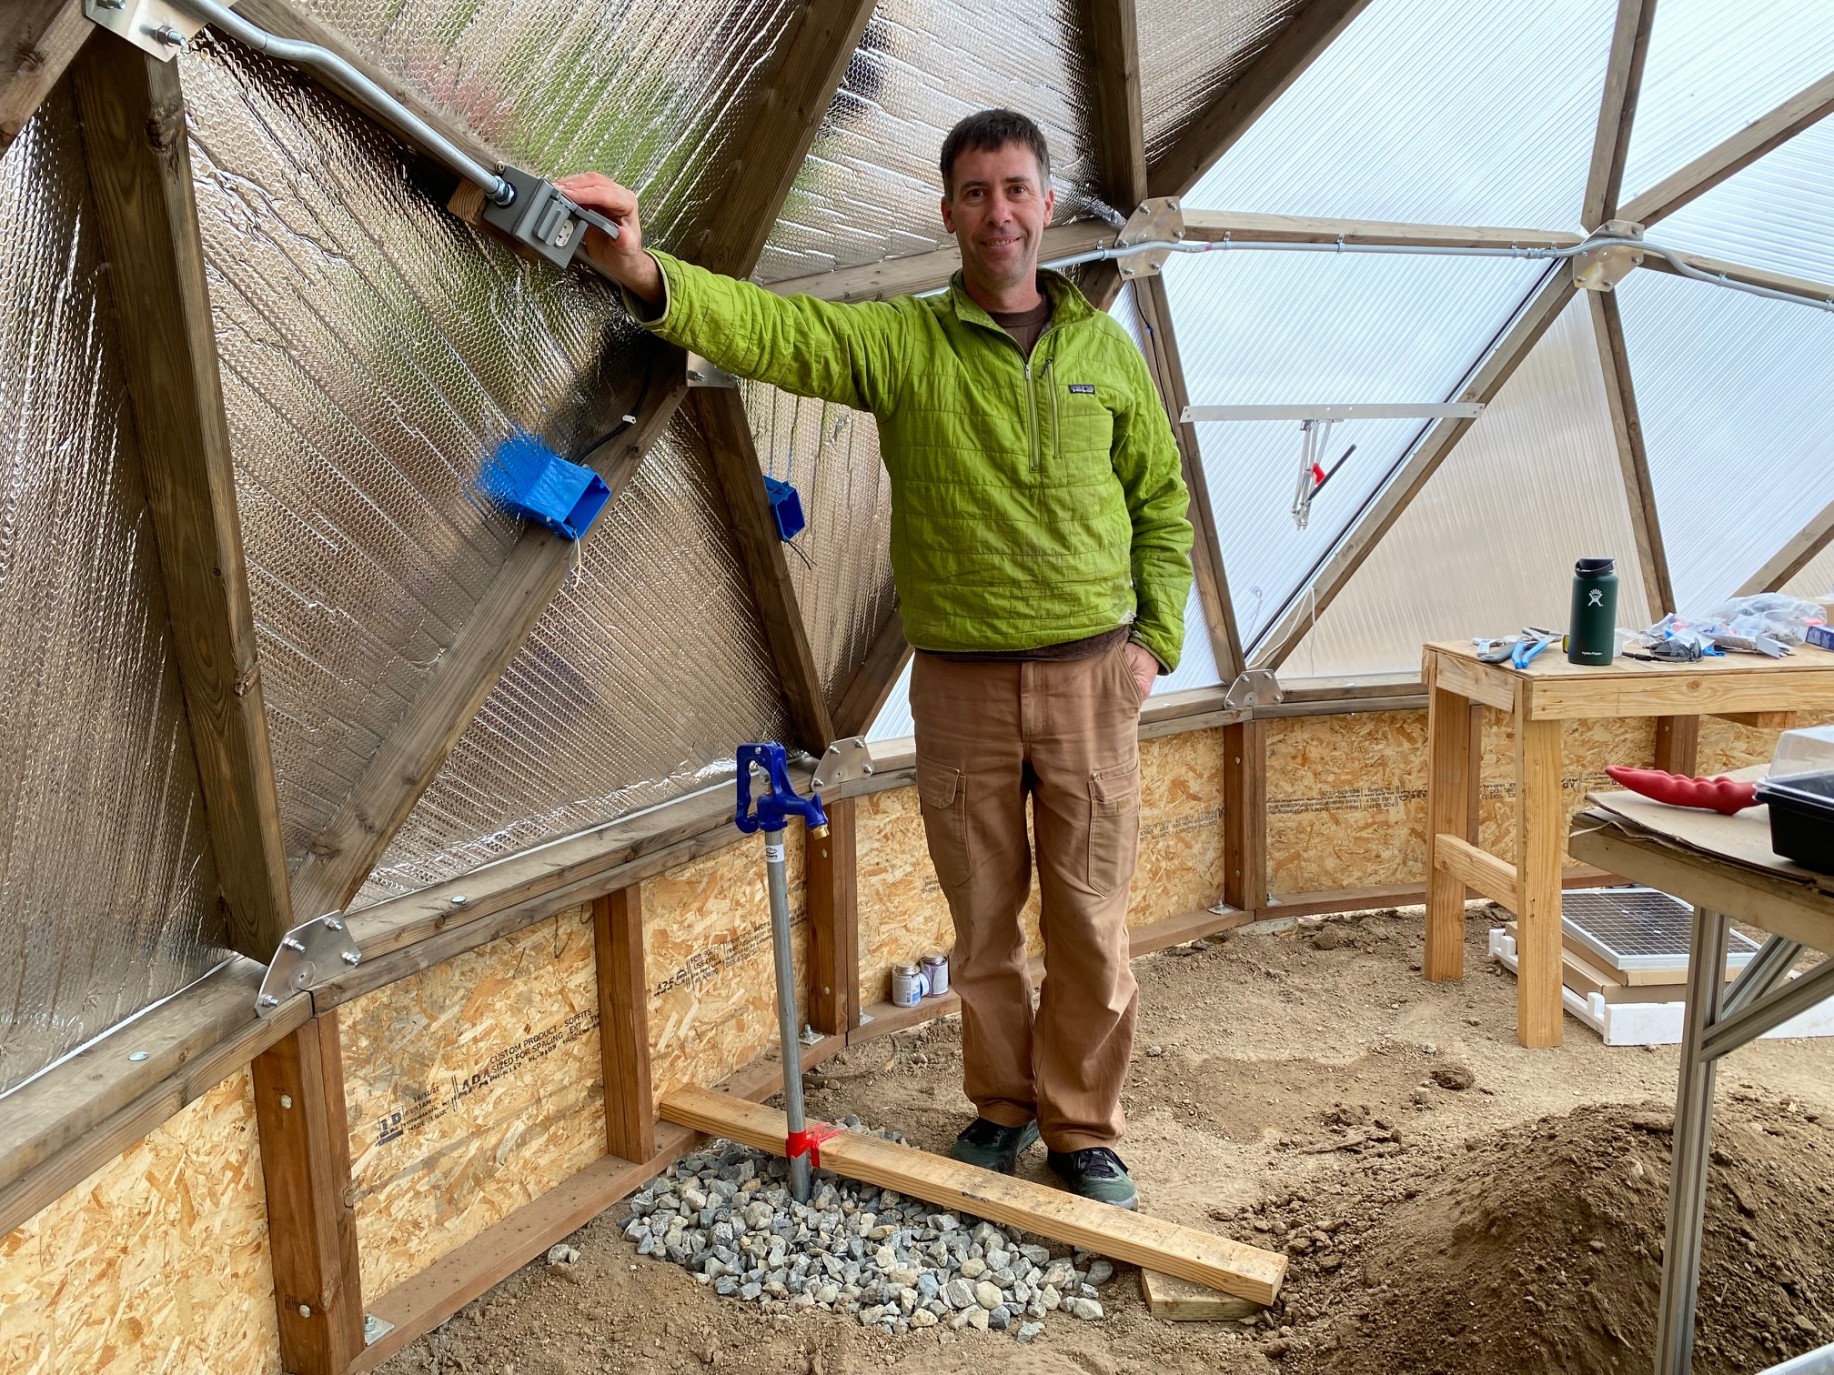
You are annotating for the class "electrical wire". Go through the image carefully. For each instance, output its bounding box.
[569,366,654,469]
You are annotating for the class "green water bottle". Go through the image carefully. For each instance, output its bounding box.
[1568,556,1618,665]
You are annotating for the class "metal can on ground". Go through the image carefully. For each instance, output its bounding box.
[920,951,950,997]
[890,963,926,1007]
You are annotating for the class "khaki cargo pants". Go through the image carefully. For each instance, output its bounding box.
[909,644,1142,1152]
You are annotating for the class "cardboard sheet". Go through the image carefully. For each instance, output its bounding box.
[1585,776,1833,896]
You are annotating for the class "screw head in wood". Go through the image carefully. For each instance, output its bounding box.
[128,1050,149,1062]
[298,1304,311,1318]
[279,1094,293,1109]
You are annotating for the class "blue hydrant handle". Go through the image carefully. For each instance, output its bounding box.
[735,742,829,835]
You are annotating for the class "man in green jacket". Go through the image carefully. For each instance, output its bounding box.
[560,109,1192,1208]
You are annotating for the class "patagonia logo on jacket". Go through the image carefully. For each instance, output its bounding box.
[1067,383,1096,394]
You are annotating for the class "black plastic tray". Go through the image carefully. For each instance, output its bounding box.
[1754,771,1834,875]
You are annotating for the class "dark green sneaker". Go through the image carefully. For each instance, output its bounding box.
[1046,1147,1139,1210]
[947,1117,1041,1174]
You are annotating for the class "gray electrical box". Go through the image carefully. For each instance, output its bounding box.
[481,165,619,270]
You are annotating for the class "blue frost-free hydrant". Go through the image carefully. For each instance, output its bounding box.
[734,743,828,1202]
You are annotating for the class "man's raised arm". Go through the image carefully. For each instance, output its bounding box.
[558,172,904,416]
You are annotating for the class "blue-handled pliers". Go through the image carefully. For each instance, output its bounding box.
[1511,627,1559,670]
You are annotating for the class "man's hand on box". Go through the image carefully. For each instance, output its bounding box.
[554,173,663,304]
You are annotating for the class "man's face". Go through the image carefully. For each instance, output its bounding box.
[940,142,1055,291]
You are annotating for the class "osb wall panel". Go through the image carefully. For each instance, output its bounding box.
[0,1072,280,1375]
[1268,712,1429,896]
[646,830,810,1111]
[1134,729,1227,923]
[1477,712,1657,863]
[1698,711,1834,776]
[342,908,604,1301]
[854,731,1226,1008]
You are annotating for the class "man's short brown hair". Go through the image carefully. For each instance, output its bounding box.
[940,109,1051,197]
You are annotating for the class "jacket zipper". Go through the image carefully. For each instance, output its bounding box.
[1024,356,1040,473]
[1044,356,1057,471]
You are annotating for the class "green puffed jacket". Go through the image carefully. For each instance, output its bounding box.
[633,249,1194,671]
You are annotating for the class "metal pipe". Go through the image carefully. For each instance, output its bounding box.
[1719,934,1802,1017]
[171,0,515,206]
[1702,952,1834,1062]
[1040,235,1834,315]
[763,827,812,1203]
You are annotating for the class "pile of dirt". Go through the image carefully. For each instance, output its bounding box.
[1236,1096,1834,1374]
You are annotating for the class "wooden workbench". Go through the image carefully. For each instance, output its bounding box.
[1569,800,1834,1373]
[1420,638,1834,1047]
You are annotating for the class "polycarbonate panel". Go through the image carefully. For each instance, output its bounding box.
[181,39,648,869]
[757,0,1102,282]
[1138,0,1303,168]
[868,660,916,743]
[358,417,789,902]
[740,381,896,703]
[1649,118,1834,288]
[1784,544,1834,600]
[1618,270,1834,614]
[289,0,801,247]
[1164,247,1549,650]
[1185,0,1614,229]
[1621,0,1834,212]
[1285,297,1654,679]
[0,93,227,1094]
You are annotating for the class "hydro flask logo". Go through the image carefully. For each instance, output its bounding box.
[1588,589,1603,606]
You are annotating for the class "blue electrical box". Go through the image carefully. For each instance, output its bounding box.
[763,475,805,542]
[486,432,611,540]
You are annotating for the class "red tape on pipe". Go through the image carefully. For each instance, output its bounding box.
[785,1121,843,1168]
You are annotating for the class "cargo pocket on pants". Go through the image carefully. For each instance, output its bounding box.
[1086,760,1141,898]
[916,756,973,891]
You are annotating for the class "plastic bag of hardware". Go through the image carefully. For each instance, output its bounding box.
[1702,593,1826,645]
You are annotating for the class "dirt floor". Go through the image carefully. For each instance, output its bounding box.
[378,904,1834,1375]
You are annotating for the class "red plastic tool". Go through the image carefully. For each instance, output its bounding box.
[1604,765,1759,815]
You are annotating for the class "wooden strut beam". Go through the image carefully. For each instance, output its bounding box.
[289,0,878,917]
[805,796,860,1036]
[692,388,835,751]
[661,1086,1288,1305]
[1621,69,1834,228]
[1588,290,1674,615]
[70,36,296,959]
[1178,211,1582,251]
[1074,0,1147,313]
[1640,250,1834,309]
[1257,269,1576,671]
[593,887,655,1163]
[831,608,910,739]
[1145,0,1372,203]
[1,0,87,151]
[1582,0,1657,228]
[1133,273,1245,679]
[1739,497,1834,596]
[251,1011,365,1375]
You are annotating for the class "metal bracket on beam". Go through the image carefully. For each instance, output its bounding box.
[686,353,738,388]
[812,736,875,792]
[1571,220,1645,293]
[84,0,205,59]
[1225,669,1283,710]
[1116,197,1187,280]
[256,913,362,1016]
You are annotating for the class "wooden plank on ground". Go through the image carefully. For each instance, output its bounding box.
[660,1086,1288,1305]
[1141,1267,1262,1320]
[71,36,295,959]
[1,0,85,151]
[806,797,860,1036]
[594,887,655,1163]
[252,1012,365,1375]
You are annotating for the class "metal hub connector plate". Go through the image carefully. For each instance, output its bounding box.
[84,0,206,60]
[1115,197,1187,279]
[1571,220,1645,293]
[256,913,362,1016]
[1225,669,1283,710]
[812,736,875,792]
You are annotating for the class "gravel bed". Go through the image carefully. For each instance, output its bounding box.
[617,1118,1117,1341]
